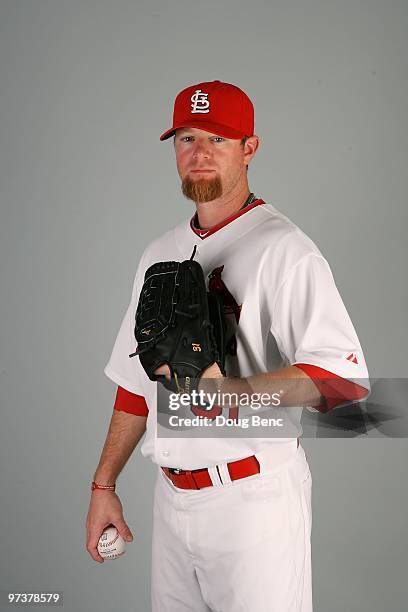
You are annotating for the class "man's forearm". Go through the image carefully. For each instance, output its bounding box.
[201,365,322,408]
[93,410,147,485]
[247,366,322,407]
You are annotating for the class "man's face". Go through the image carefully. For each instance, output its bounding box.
[173,127,248,204]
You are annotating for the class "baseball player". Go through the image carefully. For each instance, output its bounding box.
[86,80,370,611]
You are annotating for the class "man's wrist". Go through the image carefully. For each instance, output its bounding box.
[91,480,116,492]
[92,471,117,488]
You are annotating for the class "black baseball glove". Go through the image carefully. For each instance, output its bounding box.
[129,253,226,393]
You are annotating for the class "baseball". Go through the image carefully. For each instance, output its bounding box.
[97,525,126,560]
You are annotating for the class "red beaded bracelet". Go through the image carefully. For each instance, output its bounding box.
[91,481,116,491]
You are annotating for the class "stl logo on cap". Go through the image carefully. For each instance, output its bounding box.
[191,89,210,114]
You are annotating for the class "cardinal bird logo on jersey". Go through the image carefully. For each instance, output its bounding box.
[208,266,242,324]
[208,265,242,360]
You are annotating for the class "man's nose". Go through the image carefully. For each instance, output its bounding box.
[192,142,211,158]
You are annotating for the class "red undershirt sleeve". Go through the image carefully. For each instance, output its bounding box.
[113,385,149,417]
[293,363,369,413]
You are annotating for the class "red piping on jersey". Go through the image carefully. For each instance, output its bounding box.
[190,198,265,239]
[114,386,149,416]
[293,363,369,413]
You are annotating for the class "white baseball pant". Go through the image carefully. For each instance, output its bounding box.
[151,444,313,611]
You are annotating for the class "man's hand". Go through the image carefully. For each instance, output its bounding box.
[200,362,225,379]
[154,362,225,403]
[154,362,224,381]
[85,491,133,563]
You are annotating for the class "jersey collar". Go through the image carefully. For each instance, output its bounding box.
[190,197,265,240]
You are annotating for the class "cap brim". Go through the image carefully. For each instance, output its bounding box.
[159,120,247,141]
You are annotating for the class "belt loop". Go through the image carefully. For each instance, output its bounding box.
[186,472,199,489]
[207,466,223,487]
[217,462,232,484]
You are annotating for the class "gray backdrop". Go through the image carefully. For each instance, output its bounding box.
[1,1,407,610]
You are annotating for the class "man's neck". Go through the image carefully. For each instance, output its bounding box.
[195,186,253,230]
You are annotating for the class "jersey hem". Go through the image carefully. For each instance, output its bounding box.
[103,365,146,397]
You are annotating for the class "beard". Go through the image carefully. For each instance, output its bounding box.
[181,173,223,204]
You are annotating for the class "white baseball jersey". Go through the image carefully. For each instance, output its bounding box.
[104,198,370,470]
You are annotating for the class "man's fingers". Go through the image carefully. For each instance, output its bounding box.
[202,362,224,379]
[86,521,133,563]
[115,520,134,542]
[86,529,105,563]
[154,363,223,382]
[154,364,171,380]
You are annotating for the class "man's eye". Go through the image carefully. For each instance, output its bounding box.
[180,136,224,142]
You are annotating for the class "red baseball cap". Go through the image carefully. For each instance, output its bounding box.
[159,80,254,141]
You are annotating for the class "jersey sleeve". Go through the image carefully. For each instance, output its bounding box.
[104,259,150,398]
[293,363,369,413]
[271,253,370,409]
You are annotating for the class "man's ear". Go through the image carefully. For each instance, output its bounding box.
[244,135,260,166]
